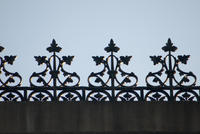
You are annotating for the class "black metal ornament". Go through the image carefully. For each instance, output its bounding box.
[0,39,199,102]
[88,39,138,87]
[146,38,196,87]
[0,46,22,87]
[87,39,138,101]
[29,39,80,87]
[145,38,197,101]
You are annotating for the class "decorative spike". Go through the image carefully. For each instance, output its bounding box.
[0,46,4,53]
[167,38,172,46]
[162,38,177,52]
[110,39,114,44]
[52,39,57,46]
[46,39,62,53]
[104,39,120,53]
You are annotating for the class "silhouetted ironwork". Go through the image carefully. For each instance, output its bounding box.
[0,46,22,87]
[0,39,199,102]
[87,39,138,101]
[145,38,197,101]
[146,38,196,87]
[29,39,80,87]
[88,39,138,87]
[28,39,81,101]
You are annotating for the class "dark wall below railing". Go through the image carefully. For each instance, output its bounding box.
[0,102,199,134]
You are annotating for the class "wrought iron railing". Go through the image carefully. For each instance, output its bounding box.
[0,39,199,102]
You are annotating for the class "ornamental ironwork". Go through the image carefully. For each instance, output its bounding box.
[0,46,22,87]
[146,38,196,87]
[88,39,138,87]
[0,38,199,102]
[29,39,80,87]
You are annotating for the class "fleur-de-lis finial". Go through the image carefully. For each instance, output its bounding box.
[46,39,62,53]
[162,38,177,52]
[104,39,120,53]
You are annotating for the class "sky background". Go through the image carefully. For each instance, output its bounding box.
[0,0,200,86]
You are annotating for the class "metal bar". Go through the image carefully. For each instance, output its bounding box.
[111,51,115,101]
[168,51,174,101]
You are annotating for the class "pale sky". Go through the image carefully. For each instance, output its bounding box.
[0,0,200,86]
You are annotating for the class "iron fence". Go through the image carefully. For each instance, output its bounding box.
[0,39,199,102]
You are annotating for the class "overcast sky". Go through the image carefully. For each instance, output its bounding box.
[0,0,200,86]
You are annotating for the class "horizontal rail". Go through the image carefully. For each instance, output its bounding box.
[0,86,199,102]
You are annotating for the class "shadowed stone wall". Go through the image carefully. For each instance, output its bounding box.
[0,102,199,134]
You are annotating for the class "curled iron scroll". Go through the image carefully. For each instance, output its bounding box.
[29,39,80,87]
[0,46,22,87]
[146,38,196,87]
[88,39,138,87]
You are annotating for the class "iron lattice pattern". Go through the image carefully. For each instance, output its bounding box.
[0,39,199,102]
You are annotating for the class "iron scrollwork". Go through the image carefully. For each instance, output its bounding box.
[86,90,112,101]
[29,39,80,87]
[88,39,138,87]
[87,39,138,101]
[0,46,22,87]
[115,90,141,101]
[27,90,54,101]
[146,38,196,87]
[58,89,83,101]
[0,39,200,102]
[145,90,170,101]
[0,90,24,102]
[174,89,199,101]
